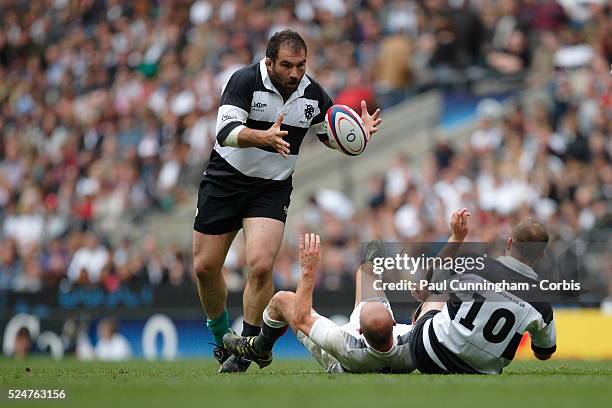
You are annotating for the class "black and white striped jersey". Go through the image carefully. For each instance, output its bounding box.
[427,256,557,374]
[205,59,333,188]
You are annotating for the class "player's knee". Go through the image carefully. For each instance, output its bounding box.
[193,255,222,281]
[246,256,274,285]
[270,291,294,309]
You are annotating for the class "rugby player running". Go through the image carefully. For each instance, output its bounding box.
[193,30,382,372]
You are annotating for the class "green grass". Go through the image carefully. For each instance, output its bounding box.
[1,359,611,408]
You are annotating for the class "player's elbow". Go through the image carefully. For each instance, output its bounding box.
[533,352,552,361]
[293,311,307,329]
[293,310,310,334]
[216,123,244,146]
[531,344,556,361]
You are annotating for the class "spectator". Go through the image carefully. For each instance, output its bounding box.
[12,254,43,293]
[486,28,530,75]
[12,327,32,359]
[67,233,110,284]
[335,68,376,113]
[94,318,132,361]
[0,0,608,301]
[374,30,414,108]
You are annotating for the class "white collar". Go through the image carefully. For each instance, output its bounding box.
[362,334,397,356]
[496,255,538,280]
[259,59,311,98]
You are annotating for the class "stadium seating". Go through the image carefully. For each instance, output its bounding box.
[0,0,609,305]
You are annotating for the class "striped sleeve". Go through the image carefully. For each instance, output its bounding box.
[215,69,253,144]
[310,87,334,144]
[527,306,557,355]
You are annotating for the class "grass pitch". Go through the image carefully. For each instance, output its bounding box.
[1,359,611,408]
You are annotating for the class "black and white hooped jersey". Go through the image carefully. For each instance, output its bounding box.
[205,59,333,188]
[427,256,557,374]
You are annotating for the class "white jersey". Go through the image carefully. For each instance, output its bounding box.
[297,299,415,373]
[426,256,556,374]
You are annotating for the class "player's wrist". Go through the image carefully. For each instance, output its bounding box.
[252,129,271,147]
[449,234,465,243]
[301,266,317,274]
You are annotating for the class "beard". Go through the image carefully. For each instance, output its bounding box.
[269,71,300,95]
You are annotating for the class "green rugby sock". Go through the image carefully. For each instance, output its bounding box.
[206,310,231,347]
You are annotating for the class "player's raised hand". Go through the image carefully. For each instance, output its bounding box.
[299,233,321,273]
[264,113,290,159]
[450,208,471,242]
[360,100,382,142]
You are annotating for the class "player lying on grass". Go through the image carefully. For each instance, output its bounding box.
[223,233,416,373]
[409,210,557,374]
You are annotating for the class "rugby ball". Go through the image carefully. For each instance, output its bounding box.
[325,104,368,156]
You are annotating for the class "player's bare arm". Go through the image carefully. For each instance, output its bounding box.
[235,113,291,159]
[411,208,471,302]
[293,233,321,335]
[434,207,471,261]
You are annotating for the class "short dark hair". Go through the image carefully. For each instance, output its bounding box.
[266,30,307,61]
[511,218,549,264]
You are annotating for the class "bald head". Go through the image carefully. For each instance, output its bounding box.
[359,302,394,352]
[509,218,549,265]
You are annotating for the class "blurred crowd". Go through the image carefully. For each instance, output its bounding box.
[0,0,610,299]
[233,71,611,297]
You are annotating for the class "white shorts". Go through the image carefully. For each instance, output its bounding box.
[296,326,345,373]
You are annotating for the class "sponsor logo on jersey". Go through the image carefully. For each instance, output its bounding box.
[252,101,267,112]
[221,114,237,122]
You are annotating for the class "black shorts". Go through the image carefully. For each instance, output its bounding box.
[193,178,292,235]
[408,310,481,374]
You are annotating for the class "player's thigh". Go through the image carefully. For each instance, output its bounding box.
[242,217,285,273]
[192,229,238,275]
[240,182,291,272]
[193,178,243,236]
[296,329,344,373]
[241,182,292,226]
[354,263,387,307]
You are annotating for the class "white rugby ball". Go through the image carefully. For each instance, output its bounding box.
[325,104,368,156]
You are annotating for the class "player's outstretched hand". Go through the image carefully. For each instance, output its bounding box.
[299,233,321,273]
[360,100,382,142]
[264,113,290,159]
[450,208,471,242]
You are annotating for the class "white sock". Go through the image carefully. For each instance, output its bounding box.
[263,307,288,328]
